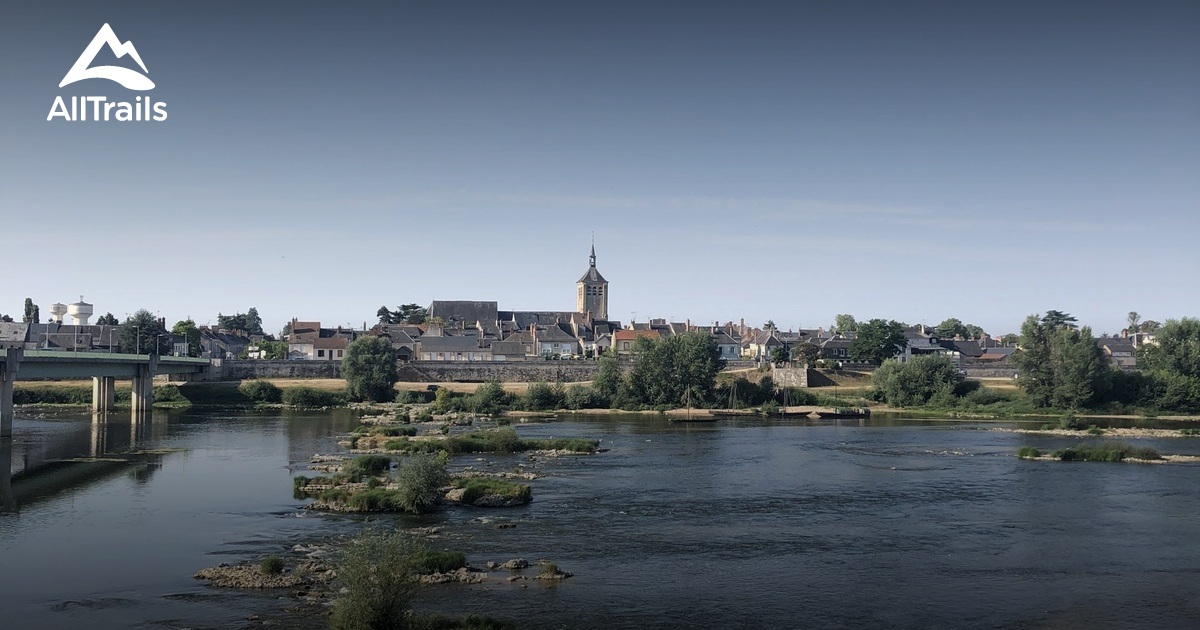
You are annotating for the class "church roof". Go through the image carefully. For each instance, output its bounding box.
[578,265,606,284]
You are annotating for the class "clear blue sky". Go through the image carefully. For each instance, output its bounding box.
[2,1,1196,337]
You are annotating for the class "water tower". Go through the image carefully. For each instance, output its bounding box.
[67,297,93,325]
[49,302,68,324]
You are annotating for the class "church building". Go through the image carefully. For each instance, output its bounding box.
[576,244,608,320]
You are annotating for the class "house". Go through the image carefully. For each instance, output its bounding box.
[488,341,526,361]
[612,329,661,356]
[287,319,356,360]
[416,335,494,362]
[741,329,785,362]
[200,327,253,359]
[1097,338,1137,370]
[16,322,122,352]
[532,323,580,357]
[712,332,740,360]
[368,325,418,361]
[0,322,29,349]
[820,335,855,362]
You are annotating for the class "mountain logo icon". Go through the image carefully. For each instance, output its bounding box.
[59,23,155,91]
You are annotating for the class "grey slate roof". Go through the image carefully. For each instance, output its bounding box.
[0,322,29,343]
[537,324,578,343]
[578,265,607,284]
[417,336,488,353]
[489,341,525,356]
[428,301,499,327]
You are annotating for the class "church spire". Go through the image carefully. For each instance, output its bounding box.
[589,235,596,268]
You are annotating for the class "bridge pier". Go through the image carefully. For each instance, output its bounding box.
[92,376,116,413]
[0,376,12,440]
[131,369,153,420]
[1,348,20,439]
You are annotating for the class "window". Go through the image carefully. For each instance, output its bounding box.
[337,350,343,358]
[318,349,325,357]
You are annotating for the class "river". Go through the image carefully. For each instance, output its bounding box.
[2,408,1199,629]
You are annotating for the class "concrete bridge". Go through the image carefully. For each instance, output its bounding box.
[0,348,210,437]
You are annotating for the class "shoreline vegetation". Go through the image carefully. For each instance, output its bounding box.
[11,376,1200,421]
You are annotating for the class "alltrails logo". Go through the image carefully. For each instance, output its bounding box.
[48,23,167,122]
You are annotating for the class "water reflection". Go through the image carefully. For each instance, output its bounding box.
[0,439,13,512]
[1,412,163,512]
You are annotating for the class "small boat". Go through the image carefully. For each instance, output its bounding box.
[815,407,871,419]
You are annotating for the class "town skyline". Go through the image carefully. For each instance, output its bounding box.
[2,1,1197,337]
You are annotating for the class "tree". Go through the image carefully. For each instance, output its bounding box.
[1014,315,1055,407]
[171,319,201,357]
[770,345,790,365]
[396,304,427,325]
[935,318,966,339]
[849,319,906,366]
[626,332,725,407]
[1140,320,1162,333]
[216,308,264,335]
[792,342,821,367]
[1014,313,1106,409]
[1126,311,1141,336]
[1042,310,1078,331]
[119,309,169,354]
[1050,326,1106,409]
[0,314,12,323]
[763,320,776,331]
[1137,318,1200,412]
[376,304,428,325]
[341,336,399,402]
[96,312,119,325]
[1000,333,1020,346]
[592,354,622,403]
[22,298,39,324]
[834,314,858,333]
[963,324,984,340]
[872,355,966,407]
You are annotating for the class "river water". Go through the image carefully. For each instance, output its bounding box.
[2,409,1199,629]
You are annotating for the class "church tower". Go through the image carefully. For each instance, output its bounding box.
[576,243,609,320]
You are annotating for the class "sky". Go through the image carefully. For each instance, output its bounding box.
[1,0,1197,337]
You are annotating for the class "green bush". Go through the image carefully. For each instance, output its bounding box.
[871,355,965,407]
[1016,446,1041,459]
[282,386,346,407]
[522,382,564,411]
[417,550,467,575]
[331,531,423,630]
[1180,428,1200,436]
[348,488,404,511]
[344,455,393,480]
[1053,442,1161,462]
[454,478,532,505]
[377,426,417,437]
[564,384,606,410]
[238,379,283,403]
[13,385,94,405]
[318,488,350,503]
[261,554,285,575]
[538,562,559,577]
[470,381,511,415]
[152,385,187,403]
[394,453,450,514]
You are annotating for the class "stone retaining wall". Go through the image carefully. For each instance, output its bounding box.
[396,361,603,383]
